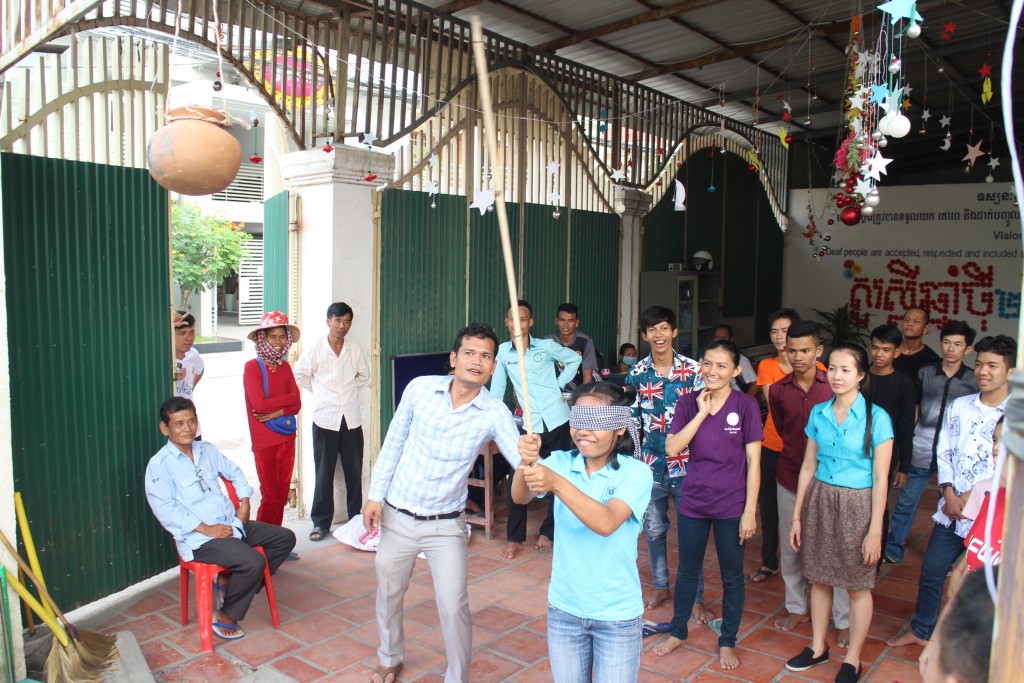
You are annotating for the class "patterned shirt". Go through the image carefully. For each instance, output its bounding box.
[934,393,1007,537]
[367,375,522,515]
[626,352,703,482]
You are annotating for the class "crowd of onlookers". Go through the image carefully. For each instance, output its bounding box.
[152,302,1006,683]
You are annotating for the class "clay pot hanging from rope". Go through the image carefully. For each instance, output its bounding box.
[147,105,242,196]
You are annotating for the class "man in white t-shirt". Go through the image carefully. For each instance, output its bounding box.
[173,311,205,435]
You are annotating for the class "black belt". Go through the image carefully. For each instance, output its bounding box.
[386,501,462,521]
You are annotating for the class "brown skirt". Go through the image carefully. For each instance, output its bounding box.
[801,478,877,591]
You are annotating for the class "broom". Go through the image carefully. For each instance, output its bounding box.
[0,528,118,682]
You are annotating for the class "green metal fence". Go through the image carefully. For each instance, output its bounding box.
[1,153,174,609]
[263,190,290,315]
[379,190,619,432]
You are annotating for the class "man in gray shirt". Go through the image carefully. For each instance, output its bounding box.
[546,303,599,390]
[884,321,977,563]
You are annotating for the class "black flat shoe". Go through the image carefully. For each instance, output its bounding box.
[786,646,830,671]
[835,663,862,683]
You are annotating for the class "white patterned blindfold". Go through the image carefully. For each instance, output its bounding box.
[569,405,641,460]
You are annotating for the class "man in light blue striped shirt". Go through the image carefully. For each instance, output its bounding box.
[363,324,522,683]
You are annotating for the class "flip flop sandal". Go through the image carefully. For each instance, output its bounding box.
[212,582,227,612]
[287,552,300,560]
[746,567,780,583]
[309,528,329,542]
[707,618,723,636]
[642,621,673,638]
[370,663,403,683]
[212,620,245,640]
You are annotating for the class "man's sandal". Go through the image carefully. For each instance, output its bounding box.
[309,527,329,542]
[370,663,403,683]
[212,621,245,640]
[746,567,780,583]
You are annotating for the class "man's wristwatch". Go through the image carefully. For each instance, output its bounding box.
[938,482,953,494]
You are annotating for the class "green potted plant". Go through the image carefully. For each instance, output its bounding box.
[813,303,870,352]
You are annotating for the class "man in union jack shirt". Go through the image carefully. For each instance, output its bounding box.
[626,306,707,617]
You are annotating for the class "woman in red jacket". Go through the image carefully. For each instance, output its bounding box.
[243,312,302,529]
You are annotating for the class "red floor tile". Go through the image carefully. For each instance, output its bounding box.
[223,629,302,667]
[487,627,549,663]
[466,649,526,682]
[472,605,533,633]
[300,634,376,671]
[280,610,353,644]
[125,591,179,618]
[271,655,328,682]
[159,652,244,682]
[139,639,186,671]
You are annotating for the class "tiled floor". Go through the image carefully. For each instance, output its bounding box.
[105,490,941,682]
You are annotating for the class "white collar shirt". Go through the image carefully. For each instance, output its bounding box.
[293,336,370,430]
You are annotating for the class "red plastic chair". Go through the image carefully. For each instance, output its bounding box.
[178,477,280,651]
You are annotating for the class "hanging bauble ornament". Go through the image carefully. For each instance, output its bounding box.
[677,162,683,167]
[824,234,832,241]
[323,141,334,153]
[147,105,241,196]
[888,57,901,74]
[364,172,378,182]
[986,173,995,183]
[906,21,922,39]
[877,116,892,136]
[840,206,862,225]
[487,204,494,213]
[708,184,717,192]
[748,164,756,171]
[827,219,835,226]
[964,164,972,174]
[888,114,912,138]
[860,205,874,217]
[553,208,561,219]
[248,153,263,164]
[212,79,223,92]
[784,134,793,145]
[864,192,880,207]
[252,118,259,127]
[878,136,889,148]
[871,130,883,141]
[430,197,437,209]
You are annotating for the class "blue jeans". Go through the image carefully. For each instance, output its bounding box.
[644,477,704,601]
[911,521,966,640]
[671,514,745,648]
[885,463,935,562]
[547,605,642,683]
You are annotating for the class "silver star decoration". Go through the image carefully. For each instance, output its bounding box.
[864,152,892,181]
[882,87,904,113]
[548,161,560,175]
[920,109,931,122]
[856,84,871,99]
[362,132,378,146]
[783,100,792,112]
[963,140,986,165]
[832,170,844,184]
[851,117,864,134]
[428,154,438,167]
[902,84,913,98]
[610,168,625,182]
[989,156,1001,170]
[848,94,864,111]
[548,191,561,203]
[854,178,874,197]
[428,180,437,197]
[469,189,494,216]
[939,114,951,128]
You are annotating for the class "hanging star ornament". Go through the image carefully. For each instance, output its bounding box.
[939,114,951,128]
[921,109,931,122]
[428,154,438,167]
[963,140,986,165]
[870,83,890,105]
[469,189,495,216]
[361,132,378,146]
[864,152,892,181]
[548,161,560,175]
[981,78,994,104]
[854,177,874,197]
[878,0,924,24]
[427,180,437,197]
[548,191,562,203]
[610,168,625,182]
[979,63,993,78]
[989,156,1001,170]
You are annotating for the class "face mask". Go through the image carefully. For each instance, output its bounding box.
[622,356,637,367]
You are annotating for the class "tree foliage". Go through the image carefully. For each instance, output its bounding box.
[171,202,251,309]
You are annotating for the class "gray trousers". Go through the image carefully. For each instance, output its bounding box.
[375,504,471,683]
[777,483,850,629]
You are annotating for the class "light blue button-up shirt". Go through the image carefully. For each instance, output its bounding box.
[145,440,254,561]
[489,336,582,433]
[542,450,652,621]
[368,375,522,515]
[805,393,893,490]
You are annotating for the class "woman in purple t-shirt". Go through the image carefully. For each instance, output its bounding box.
[652,340,763,671]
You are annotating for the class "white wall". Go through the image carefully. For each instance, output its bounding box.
[783,183,1022,341]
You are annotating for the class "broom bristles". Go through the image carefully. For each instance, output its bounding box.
[43,628,119,683]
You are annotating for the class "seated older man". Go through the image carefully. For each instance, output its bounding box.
[145,397,295,640]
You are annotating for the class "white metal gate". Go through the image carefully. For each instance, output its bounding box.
[238,239,264,325]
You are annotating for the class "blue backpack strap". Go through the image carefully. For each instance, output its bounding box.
[256,358,270,397]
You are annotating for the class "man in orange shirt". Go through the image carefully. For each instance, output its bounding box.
[747,309,799,584]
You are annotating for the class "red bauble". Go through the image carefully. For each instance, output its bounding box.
[656,180,663,186]
[785,134,793,144]
[827,219,835,225]
[322,142,334,153]
[248,153,264,164]
[748,164,756,171]
[836,192,845,200]
[677,162,683,167]
[840,207,861,225]
[363,172,378,182]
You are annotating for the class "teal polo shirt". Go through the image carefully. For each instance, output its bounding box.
[805,394,894,490]
[541,450,652,621]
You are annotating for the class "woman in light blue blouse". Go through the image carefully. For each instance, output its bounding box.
[786,343,893,683]
[513,382,653,683]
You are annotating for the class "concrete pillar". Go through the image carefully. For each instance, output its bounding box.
[280,145,393,526]
[617,188,653,349]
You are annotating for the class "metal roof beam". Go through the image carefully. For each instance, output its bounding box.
[436,0,487,14]
[537,0,725,52]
